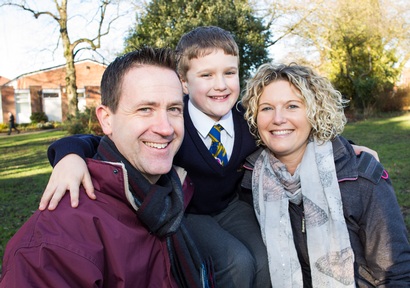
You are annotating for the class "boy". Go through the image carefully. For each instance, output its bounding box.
[41,26,271,287]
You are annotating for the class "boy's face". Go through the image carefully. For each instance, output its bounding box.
[181,49,240,122]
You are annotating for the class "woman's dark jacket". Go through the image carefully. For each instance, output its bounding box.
[241,136,410,287]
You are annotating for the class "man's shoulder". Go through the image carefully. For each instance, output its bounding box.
[5,193,130,258]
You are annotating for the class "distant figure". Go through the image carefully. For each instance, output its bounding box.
[7,112,20,135]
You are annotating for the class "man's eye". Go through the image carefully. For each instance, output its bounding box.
[169,107,183,114]
[138,107,152,113]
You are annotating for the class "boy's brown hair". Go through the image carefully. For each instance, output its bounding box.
[176,26,240,80]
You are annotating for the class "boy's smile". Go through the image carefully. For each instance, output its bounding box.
[181,49,240,122]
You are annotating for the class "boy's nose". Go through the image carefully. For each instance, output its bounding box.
[213,75,227,91]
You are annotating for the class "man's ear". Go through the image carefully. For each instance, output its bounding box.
[180,76,189,95]
[96,104,113,135]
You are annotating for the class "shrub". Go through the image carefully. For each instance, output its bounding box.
[37,122,55,129]
[376,87,409,112]
[30,112,48,123]
[64,107,103,135]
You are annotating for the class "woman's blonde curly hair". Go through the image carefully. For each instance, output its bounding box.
[240,63,349,146]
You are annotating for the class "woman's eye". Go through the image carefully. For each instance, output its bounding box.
[288,104,299,109]
[260,106,273,112]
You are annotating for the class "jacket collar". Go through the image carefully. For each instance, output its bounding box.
[332,136,359,181]
[86,159,138,210]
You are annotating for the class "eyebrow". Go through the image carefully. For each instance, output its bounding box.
[258,99,304,106]
[136,100,184,107]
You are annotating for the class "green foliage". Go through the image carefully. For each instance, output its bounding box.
[324,0,401,113]
[30,112,49,123]
[0,123,8,130]
[123,0,271,86]
[64,107,103,135]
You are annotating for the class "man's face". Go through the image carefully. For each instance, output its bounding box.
[181,49,240,122]
[98,65,184,183]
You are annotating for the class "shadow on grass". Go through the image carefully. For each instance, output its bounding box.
[0,171,53,275]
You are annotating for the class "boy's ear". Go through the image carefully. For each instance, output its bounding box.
[180,76,189,95]
[96,104,113,135]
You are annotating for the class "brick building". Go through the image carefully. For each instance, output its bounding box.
[0,59,106,124]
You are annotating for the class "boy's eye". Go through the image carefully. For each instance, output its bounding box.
[201,73,211,78]
[225,71,236,75]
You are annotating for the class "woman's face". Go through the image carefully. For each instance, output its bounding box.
[257,80,312,166]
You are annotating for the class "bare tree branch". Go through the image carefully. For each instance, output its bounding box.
[0,0,138,115]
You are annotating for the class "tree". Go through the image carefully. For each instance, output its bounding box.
[123,0,271,87]
[324,0,400,112]
[266,0,410,113]
[0,0,130,115]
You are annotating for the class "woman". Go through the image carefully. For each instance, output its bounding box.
[240,63,410,287]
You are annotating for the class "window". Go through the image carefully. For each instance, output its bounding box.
[43,93,59,98]
[77,89,86,98]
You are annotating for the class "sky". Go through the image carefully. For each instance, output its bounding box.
[0,1,288,81]
[0,1,136,80]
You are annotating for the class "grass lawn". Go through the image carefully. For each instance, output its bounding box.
[342,112,410,228]
[0,112,409,275]
[0,129,68,275]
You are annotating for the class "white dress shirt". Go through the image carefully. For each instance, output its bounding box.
[188,100,234,160]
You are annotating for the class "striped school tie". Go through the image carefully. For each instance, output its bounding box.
[208,124,228,166]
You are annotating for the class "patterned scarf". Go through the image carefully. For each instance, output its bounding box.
[96,136,215,288]
[252,139,355,287]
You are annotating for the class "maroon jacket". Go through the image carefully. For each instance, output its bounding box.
[0,159,193,288]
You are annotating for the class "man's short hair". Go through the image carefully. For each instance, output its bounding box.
[100,47,177,112]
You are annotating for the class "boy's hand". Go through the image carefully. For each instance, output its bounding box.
[352,144,379,161]
[39,154,95,211]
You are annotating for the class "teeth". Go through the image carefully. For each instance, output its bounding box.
[211,95,227,100]
[144,142,168,149]
[272,130,292,135]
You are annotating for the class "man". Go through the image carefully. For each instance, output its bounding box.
[0,47,212,288]
[7,112,20,135]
